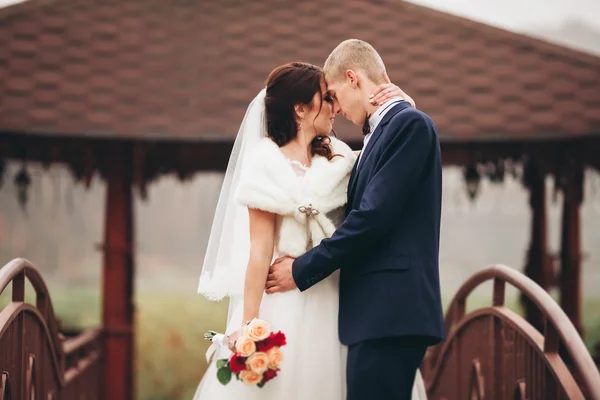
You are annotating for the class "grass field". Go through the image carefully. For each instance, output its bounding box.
[1,283,599,400]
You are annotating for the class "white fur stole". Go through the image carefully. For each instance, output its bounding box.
[235,137,356,257]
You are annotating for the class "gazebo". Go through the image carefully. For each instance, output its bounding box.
[1,0,599,398]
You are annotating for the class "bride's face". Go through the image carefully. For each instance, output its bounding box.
[303,78,337,137]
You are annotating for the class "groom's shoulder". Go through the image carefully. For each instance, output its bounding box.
[388,106,437,134]
[383,107,439,148]
[390,105,433,125]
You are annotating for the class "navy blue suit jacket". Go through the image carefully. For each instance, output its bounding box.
[292,102,446,346]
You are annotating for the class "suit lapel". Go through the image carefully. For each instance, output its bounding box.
[347,155,360,198]
[347,101,411,203]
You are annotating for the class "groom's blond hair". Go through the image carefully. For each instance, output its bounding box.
[324,39,387,85]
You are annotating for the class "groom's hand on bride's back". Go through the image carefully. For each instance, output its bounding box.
[265,257,297,294]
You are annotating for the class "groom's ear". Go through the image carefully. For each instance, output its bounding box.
[345,69,359,89]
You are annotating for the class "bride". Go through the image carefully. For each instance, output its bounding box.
[194,62,427,399]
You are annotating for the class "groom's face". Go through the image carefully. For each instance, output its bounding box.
[325,72,366,127]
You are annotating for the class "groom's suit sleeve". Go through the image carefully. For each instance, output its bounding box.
[292,110,437,291]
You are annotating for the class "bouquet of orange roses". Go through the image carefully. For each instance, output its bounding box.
[204,319,286,387]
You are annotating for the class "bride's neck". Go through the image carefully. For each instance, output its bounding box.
[284,133,314,166]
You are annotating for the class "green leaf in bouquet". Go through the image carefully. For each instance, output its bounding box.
[216,359,228,369]
[217,366,232,385]
[257,381,265,388]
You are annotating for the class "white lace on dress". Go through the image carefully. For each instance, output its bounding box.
[287,159,308,176]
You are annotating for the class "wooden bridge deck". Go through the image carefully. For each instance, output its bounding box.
[1,258,599,400]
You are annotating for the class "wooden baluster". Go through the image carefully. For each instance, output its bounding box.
[1,372,12,400]
[493,278,505,306]
[12,272,24,302]
[25,356,35,400]
[514,380,527,400]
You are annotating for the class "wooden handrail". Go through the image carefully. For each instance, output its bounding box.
[0,302,65,385]
[1,258,104,397]
[438,264,600,399]
[0,258,50,298]
[425,305,585,398]
[0,258,64,361]
[63,328,102,356]
[64,350,102,385]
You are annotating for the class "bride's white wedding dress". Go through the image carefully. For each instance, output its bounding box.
[194,135,428,399]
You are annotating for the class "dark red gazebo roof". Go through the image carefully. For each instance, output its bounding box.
[1,0,599,144]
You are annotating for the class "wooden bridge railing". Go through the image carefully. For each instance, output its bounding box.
[0,258,103,400]
[421,264,600,400]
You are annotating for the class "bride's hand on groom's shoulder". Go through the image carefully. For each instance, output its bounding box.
[265,257,297,294]
[369,73,416,109]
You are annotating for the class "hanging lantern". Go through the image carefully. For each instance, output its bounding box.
[484,161,496,181]
[463,164,481,200]
[491,160,505,183]
[14,165,31,208]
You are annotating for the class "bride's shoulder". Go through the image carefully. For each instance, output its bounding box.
[248,137,279,159]
[251,137,279,154]
[244,137,284,172]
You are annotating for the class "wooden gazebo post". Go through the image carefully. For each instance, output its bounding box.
[522,161,551,332]
[559,160,584,335]
[101,142,135,400]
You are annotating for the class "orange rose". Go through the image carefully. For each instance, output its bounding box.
[239,370,262,386]
[266,346,283,369]
[235,336,256,357]
[247,319,271,341]
[246,351,270,374]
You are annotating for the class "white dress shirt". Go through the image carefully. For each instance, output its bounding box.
[357,97,405,167]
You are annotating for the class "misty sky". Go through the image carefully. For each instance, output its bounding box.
[408,0,599,30]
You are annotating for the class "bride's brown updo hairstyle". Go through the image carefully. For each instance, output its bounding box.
[264,62,340,160]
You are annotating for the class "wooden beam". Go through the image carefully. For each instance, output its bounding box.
[559,162,584,336]
[2,131,599,177]
[101,142,135,400]
[521,161,550,332]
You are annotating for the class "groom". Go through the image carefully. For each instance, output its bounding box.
[266,39,445,399]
